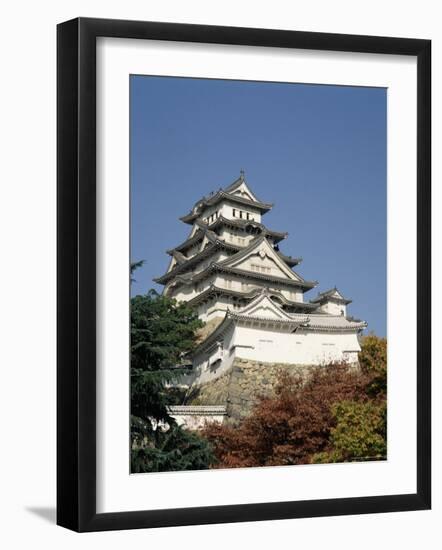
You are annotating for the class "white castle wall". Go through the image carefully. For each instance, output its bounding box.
[233,325,360,366]
[198,296,233,322]
[319,300,347,316]
[188,323,361,387]
[191,323,237,385]
[217,202,262,223]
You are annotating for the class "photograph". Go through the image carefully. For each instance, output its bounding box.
[129,75,387,474]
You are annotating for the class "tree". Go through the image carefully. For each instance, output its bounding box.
[131,423,215,473]
[358,333,387,397]
[130,289,214,472]
[312,400,386,463]
[131,290,204,424]
[130,259,145,283]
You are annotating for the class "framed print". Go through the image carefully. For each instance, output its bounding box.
[57,17,431,532]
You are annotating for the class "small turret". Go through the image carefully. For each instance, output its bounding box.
[309,287,352,316]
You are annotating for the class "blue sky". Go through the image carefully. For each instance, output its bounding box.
[130,76,386,336]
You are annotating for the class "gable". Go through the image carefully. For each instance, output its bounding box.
[237,293,294,321]
[228,181,260,203]
[221,237,302,281]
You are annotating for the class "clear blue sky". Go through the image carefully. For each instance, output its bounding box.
[130,76,386,336]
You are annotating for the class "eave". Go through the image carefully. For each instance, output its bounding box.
[191,263,318,291]
[166,228,205,255]
[276,251,302,267]
[210,215,288,243]
[180,191,273,224]
[154,240,239,285]
[166,216,290,259]
[187,284,319,310]
[310,287,352,306]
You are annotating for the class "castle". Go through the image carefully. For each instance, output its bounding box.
[154,172,367,425]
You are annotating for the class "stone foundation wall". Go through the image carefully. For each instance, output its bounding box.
[185,369,232,406]
[185,358,335,424]
[225,359,319,422]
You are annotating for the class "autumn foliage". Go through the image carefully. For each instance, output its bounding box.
[202,335,387,468]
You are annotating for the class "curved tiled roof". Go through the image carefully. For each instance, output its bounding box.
[310,287,352,305]
[207,215,288,242]
[187,284,319,311]
[192,295,365,356]
[180,191,273,224]
[159,231,304,285]
[276,250,302,267]
[154,240,238,284]
[191,263,317,291]
[180,174,273,224]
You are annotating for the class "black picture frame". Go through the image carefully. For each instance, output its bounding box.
[57,17,431,532]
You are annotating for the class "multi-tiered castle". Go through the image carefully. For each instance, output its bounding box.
[155,172,367,425]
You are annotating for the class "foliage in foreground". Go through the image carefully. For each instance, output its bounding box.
[131,422,215,473]
[312,400,386,463]
[358,333,387,397]
[130,288,213,473]
[131,289,203,427]
[202,335,387,468]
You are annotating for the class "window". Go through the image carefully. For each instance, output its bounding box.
[252,264,271,274]
[246,212,250,220]
[232,208,236,217]
[239,210,243,219]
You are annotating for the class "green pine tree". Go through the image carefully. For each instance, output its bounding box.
[130,285,214,472]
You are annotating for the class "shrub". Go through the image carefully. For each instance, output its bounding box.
[312,400,386,463]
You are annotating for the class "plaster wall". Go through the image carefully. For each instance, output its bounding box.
[189,322,361,388]
[320,300,348,316]
[233,325,361,365]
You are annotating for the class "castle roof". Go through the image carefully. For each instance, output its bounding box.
[276,250,302,267]
[211,215,288,241]
[186,284,318,311]
[217,235,307,283]
[179,174,273,224]
[310,287,352,305]
[190,263,317,291]
[167,216,290,259]
[158,234,305,286]
[192,290,366,356]
[154,238,238,284]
